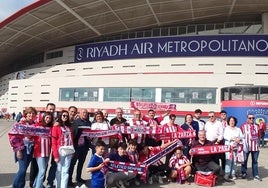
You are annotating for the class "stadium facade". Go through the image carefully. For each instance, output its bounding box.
[0,0,268,118]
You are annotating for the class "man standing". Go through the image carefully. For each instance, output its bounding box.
[127,109,147,146]
[142,109,170,146]
[69,109,91,185]
[220,110,228,128]
[240,114,262,181]
[110,107,128,143]
[193,109,206,131]
[204,111,225,172]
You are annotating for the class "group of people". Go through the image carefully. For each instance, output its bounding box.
[8,103,266,188]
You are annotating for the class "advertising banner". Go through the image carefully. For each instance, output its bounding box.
[221,100,268,139]
[75,35,268,62]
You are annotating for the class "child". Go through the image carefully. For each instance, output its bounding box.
[87,140,109,188]
[106,142,136,188]
[127,139,140,185]
[169,147,192,184]
[139,141,174,184]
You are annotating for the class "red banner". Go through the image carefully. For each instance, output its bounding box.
[190,145,230,155]
[130,101,176,110]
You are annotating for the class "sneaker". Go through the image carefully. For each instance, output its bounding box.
[80,184,88,188]
[76,178,87,183]
[68,181,75,186]
[148,177,153,185]
[242,173,247,179]
[254,176,262,181]
[124,181,130,186]
[184,180,191,185]
[115,180,126,188]
[134,180,140,186]
[231,175,237,180]
[158,176,163,184]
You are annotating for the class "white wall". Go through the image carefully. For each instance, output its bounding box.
[5,54,268,114]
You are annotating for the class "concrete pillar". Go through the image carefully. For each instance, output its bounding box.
[262,13,268,34]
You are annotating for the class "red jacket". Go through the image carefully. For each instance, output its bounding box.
[33,123,52,158]
[51,125,73,159]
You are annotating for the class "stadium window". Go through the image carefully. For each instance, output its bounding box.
[144,30,152,37]
[130,88,155,102]
[152,28,160,36]
[178,27,187,35]
[161,87,216,104]
[103,88,130,102]
[170,27,177,36]
[46,51,63,60]
[59,88,99,101]
[137,32,144,38]
[161,28,169,36]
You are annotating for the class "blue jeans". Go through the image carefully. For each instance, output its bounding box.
[34,157,49,188]
[56,151,72,188]
[259,133,265,147]
[225,151,237,176]
[13,148,32,188]
[241,151,259,177]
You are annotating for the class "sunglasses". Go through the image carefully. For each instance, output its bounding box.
[62,114,69,118]
[248,117,255,120]
[209,116,214,118]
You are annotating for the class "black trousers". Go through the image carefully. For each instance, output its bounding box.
[29,158,38,187]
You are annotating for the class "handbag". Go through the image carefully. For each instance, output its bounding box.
[194,171,217,187]
[59,145,75,156]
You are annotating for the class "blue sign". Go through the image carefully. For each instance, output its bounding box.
[75,35,268,62]
[222,100,268,139]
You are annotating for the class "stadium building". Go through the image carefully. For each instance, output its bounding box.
[0,0,268,119]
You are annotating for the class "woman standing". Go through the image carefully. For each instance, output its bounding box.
[9,107,37,188]
[223,116,244,181]
[181,114,198,159]
[91,111,110,154]
[51,110,74,188]
[33,112,54,188]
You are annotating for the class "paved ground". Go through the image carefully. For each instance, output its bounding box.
[0,119,268,188]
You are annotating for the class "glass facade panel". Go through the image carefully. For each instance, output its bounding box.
[103,88,156,102]
[161,88,216,104]
[59,87,217,104]
[130,88,155,102]
[59,88,98,101]
[221,86,268,101]
[103,88,130,102]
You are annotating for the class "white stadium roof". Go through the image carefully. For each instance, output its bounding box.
[0,0,268,76]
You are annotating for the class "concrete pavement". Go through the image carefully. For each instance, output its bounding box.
[0,119,267,188]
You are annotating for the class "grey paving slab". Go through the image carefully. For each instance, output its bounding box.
[0,119,267,188]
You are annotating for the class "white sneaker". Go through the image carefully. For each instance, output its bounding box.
[148,177,153,184]
[231,176,237,180]
[158,176,164,184]
[80,184,88,188]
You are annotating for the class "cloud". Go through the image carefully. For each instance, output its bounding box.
[0,0,36,22]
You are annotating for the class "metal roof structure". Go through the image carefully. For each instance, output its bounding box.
[0,0,268,76]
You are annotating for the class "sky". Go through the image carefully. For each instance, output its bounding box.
[0,0,36,22]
